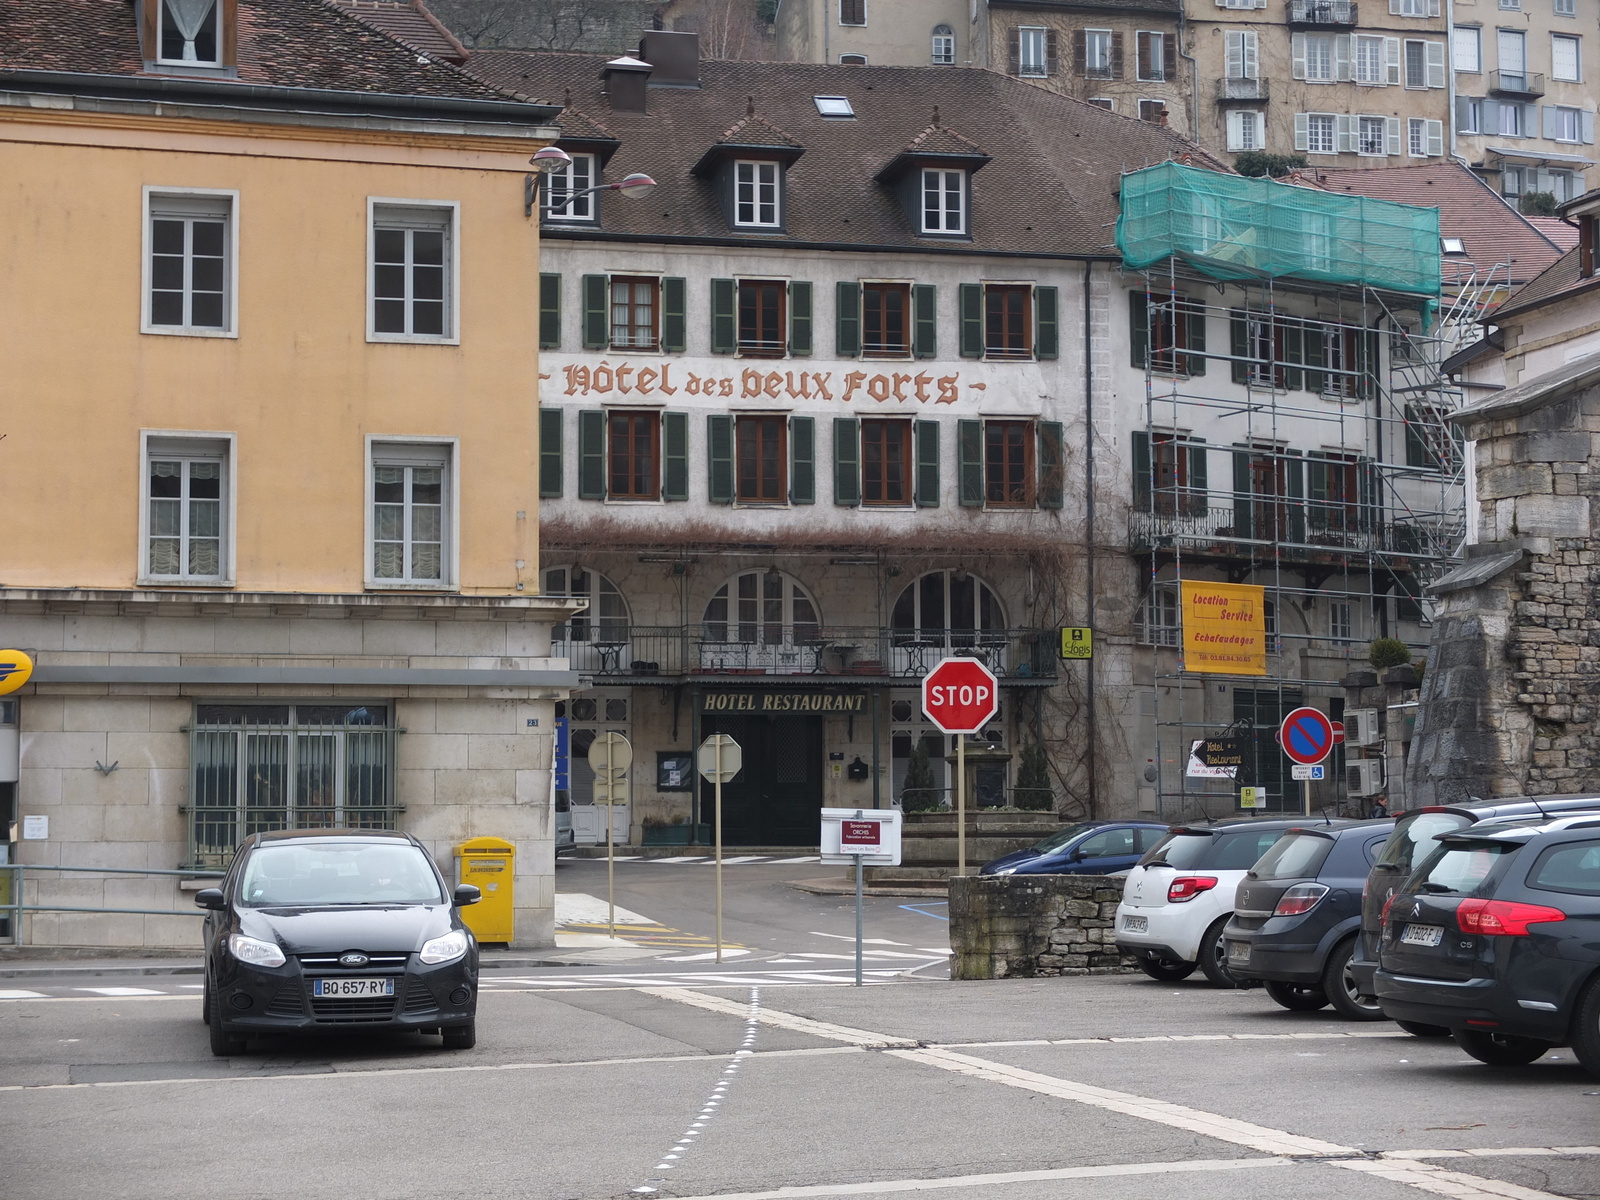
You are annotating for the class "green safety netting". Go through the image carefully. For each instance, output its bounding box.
[1116,162,1441,299]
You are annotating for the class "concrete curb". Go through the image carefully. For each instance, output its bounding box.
[787,877,950,899]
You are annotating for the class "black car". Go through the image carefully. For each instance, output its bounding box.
[1374,812,1600,1074]
[1350,795,1600,1030]
[197,829,482,1056]
[1223,819,1394,1019]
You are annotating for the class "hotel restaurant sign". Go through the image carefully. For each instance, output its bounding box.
[702,690,867,713]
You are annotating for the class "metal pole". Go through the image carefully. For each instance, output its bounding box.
[1303,777,1312,818]
[607,777,616,940]
[956,735,966,877]
[715,748,724,964]
[854,852,864,987]
[12,865,21,946]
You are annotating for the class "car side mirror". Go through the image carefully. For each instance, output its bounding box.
[194,887,226,911]
[1069,847,1088,861]
[453,884,482,907]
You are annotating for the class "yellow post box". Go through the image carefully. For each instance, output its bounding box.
[455,836,515,945]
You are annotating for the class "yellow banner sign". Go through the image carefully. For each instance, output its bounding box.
[1181,582,1267,676]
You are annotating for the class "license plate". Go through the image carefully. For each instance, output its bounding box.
[1122,915,1148,933]
[312,977,396,999]
[1227,941,1250,963]
[1401,924,1444,948]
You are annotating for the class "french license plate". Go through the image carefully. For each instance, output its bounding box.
[312,977,395,999]
[1122,915,1148,933]
[1401,924,1444,948]
[1227,941,1250,964]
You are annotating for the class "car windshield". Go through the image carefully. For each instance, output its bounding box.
[1249,832,1334,880]
[1377,811,1471,872]
[1408,840,1514,896]
[1138,831,1211,869]
[1027,823,1100,854]
[240,842,444,907]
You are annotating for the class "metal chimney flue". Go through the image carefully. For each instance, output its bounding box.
[639,30,700,88]
[599,54,653,113]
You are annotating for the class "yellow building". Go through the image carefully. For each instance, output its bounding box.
[0,0,576,949]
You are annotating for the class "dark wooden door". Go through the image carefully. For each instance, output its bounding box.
[701,715,824,846]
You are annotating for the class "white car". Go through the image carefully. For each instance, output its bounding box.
[1116,819,1319,986]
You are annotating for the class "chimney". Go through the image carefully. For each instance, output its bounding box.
[639,30,700,88]
[599,54,653,114]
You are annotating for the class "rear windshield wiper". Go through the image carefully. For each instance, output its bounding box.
[1418,882,1455,894]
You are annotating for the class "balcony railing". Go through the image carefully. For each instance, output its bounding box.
[1488,70,1545,97]
[1287,0,1358,24]
[1218,77,1269,101]
[1130,504,1452,560]
[552,626,1059,681]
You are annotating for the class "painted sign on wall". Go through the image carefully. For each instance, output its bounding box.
[546,359,993,405]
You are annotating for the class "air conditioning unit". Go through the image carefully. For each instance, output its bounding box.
[1346,708,1381,748]
[1347,759,1385,797]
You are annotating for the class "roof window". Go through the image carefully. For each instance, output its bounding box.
[814,95,855,118]
[1441,237,1467,255]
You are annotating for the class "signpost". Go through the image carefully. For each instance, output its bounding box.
[587,732,633,939]
[921,657,1000,877]
[821,808,903,985]
[1278,706,1335,816]
[697,733,742,963]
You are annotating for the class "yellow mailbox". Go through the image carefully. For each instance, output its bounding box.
[455,836,515,945]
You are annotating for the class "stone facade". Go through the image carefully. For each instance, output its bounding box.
[948,874,1136,979]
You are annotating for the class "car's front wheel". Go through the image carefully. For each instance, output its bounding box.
[1323,938,1387,1021]
[442,1021,476,1050]
[1264,980,1330,1011]
[208,1014,247,1057]
[1197,917,1242,988]
[1137,954,1197,982]
[1454,1028,1553,1067]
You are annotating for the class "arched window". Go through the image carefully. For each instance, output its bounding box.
[891,570,1006,671]
[545,566,629,644]
[931,24,955,64]
[702,570,821,672]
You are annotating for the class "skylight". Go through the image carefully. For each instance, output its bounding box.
[1442,237,1467,255]
[814,95,855,118]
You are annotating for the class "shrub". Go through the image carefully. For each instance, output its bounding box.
[899,738,944,813]
[1519,191,1558,217]
[1368,637,1412,670]
[1234,152,1307,179]
[1014,741,1055,811]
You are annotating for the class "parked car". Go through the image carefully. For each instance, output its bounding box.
[1374,812,1600,1074]
[1116,818,1339,987]
[1222,819,1394,1018]
[980,821,1168,877]
[196,829,481,1056]
[1350,795,1600,1034]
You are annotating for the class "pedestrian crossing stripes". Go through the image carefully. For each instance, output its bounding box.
[559,921,749,952]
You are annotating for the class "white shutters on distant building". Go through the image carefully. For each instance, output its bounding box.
[1225,30,1260,78]
[1453,26,1481,72]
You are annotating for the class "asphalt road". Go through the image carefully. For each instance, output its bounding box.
[3,861,1598,1200]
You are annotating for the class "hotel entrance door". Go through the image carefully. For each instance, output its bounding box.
[700,715,824,846]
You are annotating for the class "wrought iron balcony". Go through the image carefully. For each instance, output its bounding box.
[1129,503,1451,561]
[1218,77,1269,101]
[1287,0,1358,24]
[1488,71,1545,97]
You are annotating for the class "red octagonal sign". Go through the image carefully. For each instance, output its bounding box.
[922,656,1001,734]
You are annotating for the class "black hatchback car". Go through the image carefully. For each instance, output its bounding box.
[197,829,482,1056]
[1375,813,1600,1074]
[1223,819,1394,1019]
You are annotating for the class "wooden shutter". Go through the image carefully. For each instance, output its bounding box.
[788,280,813,355]
[913,284,937,358]
[140,0,159,58]
[1162,34,1176,80]
[1038,421,1064,509]
[1010,27,1022,75]
[1129,291,1148,367]
[1303,320,1326,393]
[661,276,687,352]
[577,409,605,499]
[833,417,860,506]
[1229,310,1250,384]
[1232,449,1251,538]
[1137,32,1152,79]
[222,0,239,67]
[790,415,815,504]
[710,278,736,354]
[1286,451,1305,544]
[1359,458,1381,533]
[836,280,861,356]
[1294,111,1310,151]
[707,415,733,503]
[539,273,561,350]
[1035,286,1059,360]
[1111,31,1125,79]
[915,419,940,507]
[1045,28,1059,76]
[1184,302,1207,376]
[958,283,983,358]
[582,274,608,349]
[1074,29,1087,76]
[1132,431,1152,511]
[662,411,688,501]
[539,407,563,498]
[958,419,983,507]
[1185,437,1208,514]
[1281,320,1305,393]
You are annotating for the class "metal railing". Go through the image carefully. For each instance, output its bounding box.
[0,863,223,945]
[1489,70,1545,96]
[1218,77,1269,101]
[1287,0,1358,23]
[1130,504,1453,559]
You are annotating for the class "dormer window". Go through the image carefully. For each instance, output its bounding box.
[922,169,967,236]
[735,161,781,228]
[158,0,222,65]
[544,153,597,223]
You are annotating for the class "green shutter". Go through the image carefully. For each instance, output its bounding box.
[663,411,688,501]
[788,281,813,355]
[582,275,608,350]
[958,283,983,359]
[539,274,561,350]
[914,419,940,507]
[833,417,860,506]
[710,278,736,355]
[1185,437,1208,515]
[1232,448,1251,538]
[1132,431,1151,511]
[1184,302,1207,376]
[1230,310,1250,385]
[661,277,687,353]
[539,407,563,498]
[1038,421,1064,508]
[577,409,605,499]
[1359,457,1381,533]
[1035,286,1059,361]
[913,284,937,359]
[708,415,733,503]
[836,281,861,357]
[1286,450,1305,544]
[1129,291,1148,368]
[790,415,815,504]
[1303,320,1325,394]
[958,419,984,506]
[1282,321,1304,393]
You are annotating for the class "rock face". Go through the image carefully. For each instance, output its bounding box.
[948,875,1136,979]
[1409,358,1600,804]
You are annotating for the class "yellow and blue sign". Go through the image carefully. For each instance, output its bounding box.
[0,650,33,697]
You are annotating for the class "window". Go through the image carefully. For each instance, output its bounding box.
[891,570,1006,649]
[932,25,955,65]
[1358,114,1388,154]
[1454,26,1481,72]
[1088,97,1114,111]
[1135,293,1207,375]
[1499,101,1525,136]
[734,160,780,228]
[1019,26,1049,76]
[839,0,865,24]
[1499,0,1520,9]
[369,441,452,587]
[606,276,659,350]
[984,285,1032,359]
[1137,588,1180,646]
[369,202,455,341]
[1554,0,1575,14]
[862,283,911,357]
[737,279,786,357]
[543,152,596,222]
[1305,112,1337,152]
[1498,29,1526,75]
[702,571,820,654]
[1405,39,1426,86]
[1552,34,1581,81]
[608,411,660,500]
[1329,599,1353,641]
[1405,404,1463,471]
[145,190,234,335]
[1442,236,1467,254]
[143,435,229,583]
[839,53,867,65]
[1227,110,1266,150]
[545,566,630,644]
[1142,433,1209,516]
[1140,99,1169,123]
[736,416,786,504]
[1137,31,1170,81]
[157,0,221,64]
[814,95,855,117]
[1393,0,1425,15]
[1084,29,1113,78]
[861,419,913,505]
[1354,35,1389,84]
[1303,34,1336,81]
[985,420,1033,507]
[1549,105,1582,142]
[1226,30,1259,79]
[921,169,967,235]
[1409,117,1444,155]
[1458,98,1483,133]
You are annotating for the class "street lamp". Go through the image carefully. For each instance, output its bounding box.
[524,146,658,216]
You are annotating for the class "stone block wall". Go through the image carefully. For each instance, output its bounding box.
[948,874,1136,979]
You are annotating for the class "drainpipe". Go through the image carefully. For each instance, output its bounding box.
[1446,0,1458,160]
[1083,263,1099,819]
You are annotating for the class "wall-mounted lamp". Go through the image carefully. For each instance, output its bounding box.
[525,145,658,217]
[765,566,783,587]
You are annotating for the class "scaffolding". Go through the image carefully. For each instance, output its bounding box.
[1120,164,1475,819]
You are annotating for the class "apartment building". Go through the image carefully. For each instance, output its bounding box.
[775,0,970,66]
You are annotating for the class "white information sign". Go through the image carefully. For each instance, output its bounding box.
[1186,740,1239,779]
[22,815,48,840]
[820,808,902,866]
[1290,764,1327,781]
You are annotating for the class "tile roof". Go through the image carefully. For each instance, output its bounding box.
[1489,245,1600,321]
[328,0,469,65]
[711,106,803,152]
[1308,162,1562,286]
[464,52,1219,255]
[1526,216,1579,252]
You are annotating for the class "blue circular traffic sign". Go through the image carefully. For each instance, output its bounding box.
[1279,706,1335,766]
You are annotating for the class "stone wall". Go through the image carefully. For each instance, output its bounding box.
[948,874,1136,979]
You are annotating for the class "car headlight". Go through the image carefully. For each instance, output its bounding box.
[991,867,1016,876]
[227,934,286,968]
[420,929,469,965]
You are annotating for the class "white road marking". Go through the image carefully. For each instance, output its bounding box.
[0,990,46,1000]
[647,856,710,864]
[1383,1147,1600,1160]
[72,987,164,996]
[719,857,772,865]
[809,933,909,945]
[770,856,821,863]
[1335,1156,1575,1200]
[788,952,943,962]
[640,987,918,1049]
[660,950,754,962]
[555,892,656,926]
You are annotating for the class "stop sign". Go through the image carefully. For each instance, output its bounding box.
[921,657,1000,734]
